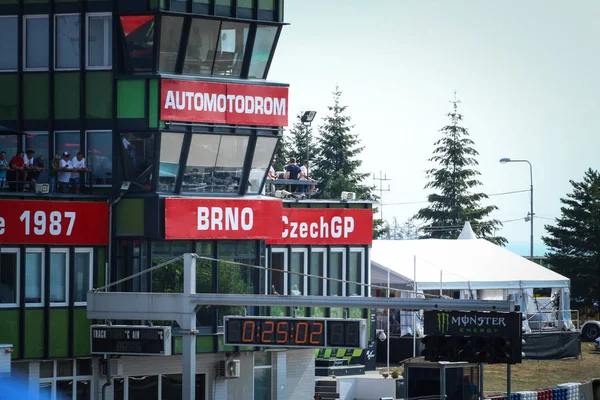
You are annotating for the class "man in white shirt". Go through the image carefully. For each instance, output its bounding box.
[299,161,315,194]
[58,152,75,193]
[71,151,89,194]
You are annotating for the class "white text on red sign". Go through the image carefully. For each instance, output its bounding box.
[282,215,355,239]
[0,210,77,237]
[197,207,254,231]
[164,91,286,117]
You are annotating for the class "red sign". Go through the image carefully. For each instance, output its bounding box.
[0,200,109,245]
[268,208,373,245]
[160,79,289,127]
[165,198,283,240]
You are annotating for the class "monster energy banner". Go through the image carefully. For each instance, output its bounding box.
[424,311,520,337]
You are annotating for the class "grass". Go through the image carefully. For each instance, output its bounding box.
[484,343,600,394]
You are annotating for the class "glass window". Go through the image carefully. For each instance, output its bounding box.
[25,16,49,70]
[86,131,112,185]
[181,134,249,193]
[129,376,158,399]
[290,250,305,295]
[119,132,155,191]
[309,250,324,296]
[214,22,249,76]
[55,15,81,69]
[25,250,43,305]
[0,135,18,160]
[0,17,18,70]
[183,18,220,75]
[329,250,343,296]
[248,25,277,79]
[77,381,91,400]
[158,132,184,192]
[74,250,91,304]
[25,132,49,160]
[57,359,73,377]
[39,361,54,378]
[348,251,362,296]
[270,251,285,295]
[254,367,272,400]
[120,15,155,71]
[50,250,68,304]
[161,374,205,400]
[87,14,112,68]
[247,136,277,194]
[151,241,191,293]
[159,16,183,73]
[55,131,81,157]
[0,250,18,305]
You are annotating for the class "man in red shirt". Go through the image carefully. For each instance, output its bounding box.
[8,151,25,192]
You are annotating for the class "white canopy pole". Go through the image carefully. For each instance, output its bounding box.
[440,270,443,297]
[413,255,417,358]
[387,267,390,373]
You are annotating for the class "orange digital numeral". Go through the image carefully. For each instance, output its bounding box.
[276,322,289,343]
[261,321,275,343]
[310,322,323,345]
[296,322,309,344]
[242,321,255,343]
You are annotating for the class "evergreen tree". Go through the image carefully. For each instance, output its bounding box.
[287,113,316,166]
[312,86,386,238]
[273,132,292,171]
[542,169,600,308]
[414,96,506,245]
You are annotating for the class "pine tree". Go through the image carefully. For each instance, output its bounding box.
[542,168,600,308]
[312,86,386,238]
[287,113,316,166]
[414,95,506,245]
[273,133,292,171]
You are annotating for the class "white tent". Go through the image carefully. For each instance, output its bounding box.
[371,238,569,290]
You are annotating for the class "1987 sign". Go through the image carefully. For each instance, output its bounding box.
[0,200,109,245]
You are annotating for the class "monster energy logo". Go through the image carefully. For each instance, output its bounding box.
[437,313,450,333]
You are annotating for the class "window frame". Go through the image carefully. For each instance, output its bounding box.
[0,247,20,308]
[25,247,45,307]
[328,248,346,297]
[23,131,49,159]
[0,15,19,72]
[289,248,307,296]
[269,247,287,295]
[85,13,112,70]
[74,247,93,306]
[348,247,365,297]
[49,248,69,307]
[54,130,81,157]
[23,14,50,72]
[309,247,327,297]
[85,130,112,188]
[38,359,93,400]
[54,13,81,71]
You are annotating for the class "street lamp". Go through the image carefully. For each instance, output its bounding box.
[301,111,317,176]
[499,158,534,261]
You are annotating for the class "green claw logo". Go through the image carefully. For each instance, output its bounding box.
[437,312,450,333]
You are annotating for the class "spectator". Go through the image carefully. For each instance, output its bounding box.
[23,149,36,191]
[267,160,277,180]
[0,151,9,191]
[285,157,302,192]
[49,155,61,193]
[71,151,89,194]
[299,160,316,194]
[58,151,75,193]
[33,155,47,183]
[8,151,25,192]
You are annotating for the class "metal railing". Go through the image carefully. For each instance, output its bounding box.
[526,309,579,332]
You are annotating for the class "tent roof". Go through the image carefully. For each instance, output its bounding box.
[371,239,570,290]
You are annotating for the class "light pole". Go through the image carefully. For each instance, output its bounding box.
[499,158,534,261]
[301,111,317,176]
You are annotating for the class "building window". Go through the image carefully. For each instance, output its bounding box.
[348,249,364,296]
[309,249,325,296]
[158,16,184,73]
[24,131,49,162]
[248,25,278,79]
[25,249,44,306]
[328,249,345,296]
[120,15,155,72]
[290,249,306,295]
[183,18,221,75]
[0,16,18,71]
[55,131,81,157]
[86,131,112,186]
[25,15,50,70]
[74,249,92,305]
[55,14,81,70]
[0,248,19,307]
[87,14,112,69]
[39,359,92,400]
[247,136,278,194]
[119,132,156,192]
[254,352,272,400]
[129,376,158,399]
[269,249,286,295]
[50,249,69,305]
[158,132,184,192]
[214,21,249,77]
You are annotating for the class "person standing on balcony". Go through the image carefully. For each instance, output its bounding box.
[0,151,9,191]
[49,155,61,193]
[58,152,75,193]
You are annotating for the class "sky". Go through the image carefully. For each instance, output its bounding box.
[267,0,600,256]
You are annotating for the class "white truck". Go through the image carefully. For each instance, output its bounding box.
[580,320,600,341]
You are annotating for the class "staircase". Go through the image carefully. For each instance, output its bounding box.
[314,380,339,400]
[315,358,365,377]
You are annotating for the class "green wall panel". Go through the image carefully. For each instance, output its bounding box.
[25,309,44,359]
[149,79,158,128]
[86,71,112,119]
[258,0,274,9]
[0,74,18,120]
[24,74,49,120]
[55,73,80,120]
[96,247,106,288]
[115,199,144,236]
[117,80,145,119]
[0,310,20,359]
[173,335,214,354]
[310,307,325,318]
[349,308,362,319]
[49,308,69,357]
[329,308,343,318]
[74,308,92,356]
[217,335,235,352]
[270,306,286,317]
[238,0,252,7]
